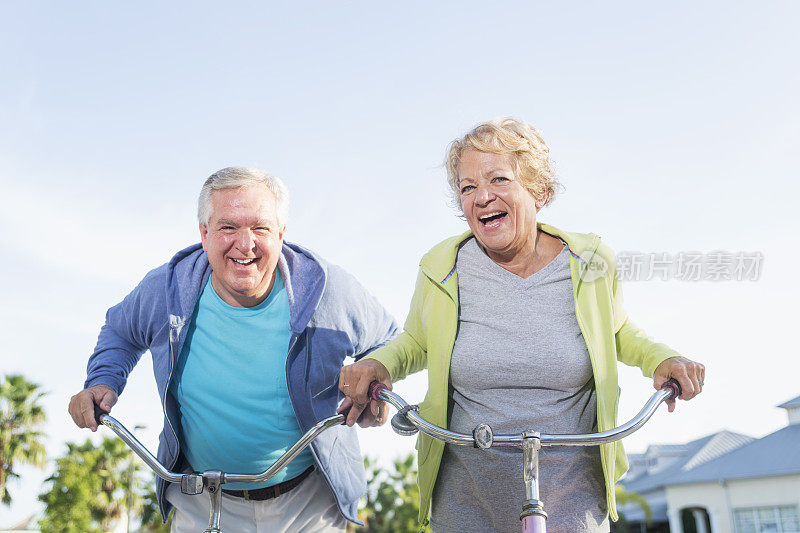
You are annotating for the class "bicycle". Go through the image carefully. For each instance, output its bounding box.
[93,405,347,533]
[365,378,682,533]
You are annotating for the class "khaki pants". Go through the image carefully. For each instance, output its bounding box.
[165,470,347,533]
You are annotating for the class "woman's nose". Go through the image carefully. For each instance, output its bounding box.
[474,184,494,206]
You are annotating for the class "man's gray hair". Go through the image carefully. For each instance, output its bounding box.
[198,167,290,227]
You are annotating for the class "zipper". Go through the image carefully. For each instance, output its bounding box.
[417,267,458,523]
[573,301,615,517]
[160,315,184,517]
[570,252,616,518]
[165,316,184,459]
[284,332,351,524]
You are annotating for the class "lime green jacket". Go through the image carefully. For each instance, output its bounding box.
[366,223,680,524]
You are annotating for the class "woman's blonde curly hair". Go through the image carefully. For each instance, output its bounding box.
[445,117,560,210]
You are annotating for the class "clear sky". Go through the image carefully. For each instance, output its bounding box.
[1,1,799,526]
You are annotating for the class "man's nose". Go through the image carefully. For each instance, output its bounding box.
[236,229,255,249]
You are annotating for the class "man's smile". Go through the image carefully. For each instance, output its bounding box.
[230,257,258,265]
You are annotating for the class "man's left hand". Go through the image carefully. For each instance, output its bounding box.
[653,356,705,412]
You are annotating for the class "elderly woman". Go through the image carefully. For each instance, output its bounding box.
[339,118,705,533]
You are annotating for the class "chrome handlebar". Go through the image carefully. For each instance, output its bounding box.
[95,408,347,532]
[371,379,680,448]
[95,406,345,489]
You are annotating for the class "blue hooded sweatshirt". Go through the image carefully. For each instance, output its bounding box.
[84,241,398,523]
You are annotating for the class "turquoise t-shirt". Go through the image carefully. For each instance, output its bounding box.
[170,271,313,489]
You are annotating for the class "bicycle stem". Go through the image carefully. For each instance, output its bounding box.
[204,471,224,533]
[520,432,547,523]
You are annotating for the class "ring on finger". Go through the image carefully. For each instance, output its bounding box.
[343,384,351,388]
[699,381,704,386]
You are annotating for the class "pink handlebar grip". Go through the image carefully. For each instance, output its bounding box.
[662,378,682,400]
[369,381,388,401]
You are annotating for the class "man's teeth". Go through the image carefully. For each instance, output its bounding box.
[232,258,256,265]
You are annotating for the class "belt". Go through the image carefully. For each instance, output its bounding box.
[221,466,315,501]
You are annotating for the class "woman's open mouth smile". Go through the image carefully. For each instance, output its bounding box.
[478,211,507,228]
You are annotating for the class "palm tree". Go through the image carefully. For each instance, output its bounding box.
[94,437,134,531]
[139,484,171,532]
[39,437,139,533]
[0,374,47,505]
[357,453,420,532]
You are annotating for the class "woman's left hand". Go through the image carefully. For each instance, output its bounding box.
[653,356,705,412]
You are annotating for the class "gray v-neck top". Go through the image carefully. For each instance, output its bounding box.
[429,237,608,533]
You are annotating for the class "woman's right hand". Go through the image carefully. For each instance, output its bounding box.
[338,359,392,427]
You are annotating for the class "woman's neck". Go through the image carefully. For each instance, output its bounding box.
[485,229,562,279]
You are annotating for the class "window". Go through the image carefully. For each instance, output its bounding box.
[734,505,800,533]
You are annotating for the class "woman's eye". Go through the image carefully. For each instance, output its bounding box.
[493,176,509,183]
[460,185,475,194]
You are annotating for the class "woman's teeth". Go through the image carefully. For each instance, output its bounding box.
[232,258,256,265]
[479,212,506,227]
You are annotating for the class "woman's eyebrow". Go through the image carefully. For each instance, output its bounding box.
[485,167,509,175]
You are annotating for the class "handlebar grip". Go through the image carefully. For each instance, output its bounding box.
[662,378,682,400]
[338,404,352,425]
[338,382,388,425]
[94,404,109,425]
[368,381,388,401]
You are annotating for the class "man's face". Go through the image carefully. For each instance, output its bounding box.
[199,185,285,308]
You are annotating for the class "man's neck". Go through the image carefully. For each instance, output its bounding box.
[210,271,276,308]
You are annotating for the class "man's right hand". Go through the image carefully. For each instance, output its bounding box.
[68,384,118,432]
[338,359,392,427]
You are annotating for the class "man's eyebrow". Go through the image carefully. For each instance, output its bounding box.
[215,218,275,227]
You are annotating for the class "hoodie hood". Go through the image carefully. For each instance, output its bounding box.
[278,242,327,334]
[166,243,210,318]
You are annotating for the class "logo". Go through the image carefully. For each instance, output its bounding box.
[576,252,608,283]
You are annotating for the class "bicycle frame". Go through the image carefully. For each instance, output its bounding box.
[370,380,681,533]
[94,406,345,533]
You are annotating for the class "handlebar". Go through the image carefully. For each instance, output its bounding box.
[94,409,346,487]
[368,378,682,448]
[94,408,348,532]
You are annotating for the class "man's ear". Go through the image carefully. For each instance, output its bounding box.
[199,223,209,251]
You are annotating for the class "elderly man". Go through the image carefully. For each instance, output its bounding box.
[68,167,397,532]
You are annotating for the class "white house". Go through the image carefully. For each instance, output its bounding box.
[619,394,800,533]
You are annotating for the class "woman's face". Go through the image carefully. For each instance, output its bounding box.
[458,149,541,263]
